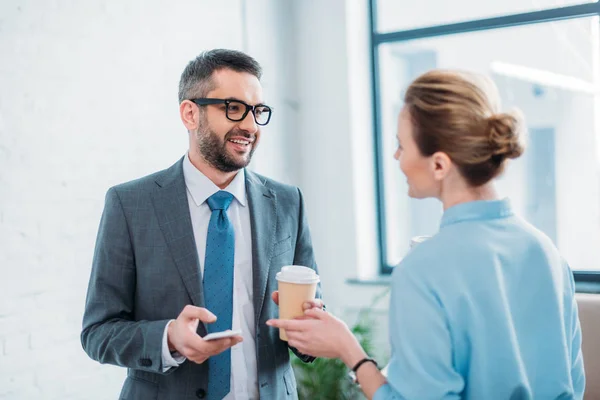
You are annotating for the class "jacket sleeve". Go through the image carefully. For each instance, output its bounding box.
[81,187,174,374]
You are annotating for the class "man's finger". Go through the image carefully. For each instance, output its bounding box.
[211,336,243,350]
[271,291,279,305]
[184,330,212,352]
[182,305,217,323]
[219,336,243,348]
[206,337,233,352]
[189,355,208,364]
[209,338,241,356]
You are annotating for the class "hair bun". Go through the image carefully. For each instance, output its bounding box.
[487,111,524,161]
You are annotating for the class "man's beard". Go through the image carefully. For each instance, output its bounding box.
[195,125,256,173]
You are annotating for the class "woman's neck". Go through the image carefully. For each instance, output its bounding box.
[440,181,498,211]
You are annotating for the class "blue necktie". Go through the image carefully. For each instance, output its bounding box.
[203,191,235,400]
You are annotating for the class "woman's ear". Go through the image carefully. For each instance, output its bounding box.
[431,151,452,182]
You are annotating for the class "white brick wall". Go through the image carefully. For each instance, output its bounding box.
[0,0,299,398]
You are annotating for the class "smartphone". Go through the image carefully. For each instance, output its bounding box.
[203,329,242,341]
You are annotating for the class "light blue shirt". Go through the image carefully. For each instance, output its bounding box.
[374,199,585,400]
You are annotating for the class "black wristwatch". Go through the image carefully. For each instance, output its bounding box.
[348,357,379,384]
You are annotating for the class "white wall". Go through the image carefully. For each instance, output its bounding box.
[292,0,355,311]
[0,0,300,398]
[244,0,302,184]
[291,0,392,359]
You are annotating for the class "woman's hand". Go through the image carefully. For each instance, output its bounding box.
[267,308,366,364]
[270,290,324,311]
[269,308,387,400]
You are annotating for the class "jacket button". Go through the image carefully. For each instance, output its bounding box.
[139,358,152,367]
[196,388,206,398]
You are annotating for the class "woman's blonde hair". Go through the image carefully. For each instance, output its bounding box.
[404,69,525,187]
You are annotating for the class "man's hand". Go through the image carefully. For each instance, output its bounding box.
[271,290,324,311]
[167,305,242,364]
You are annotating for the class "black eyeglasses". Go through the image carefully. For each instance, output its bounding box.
[190,98,272,126]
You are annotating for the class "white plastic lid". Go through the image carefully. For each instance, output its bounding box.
[276,265,320,284]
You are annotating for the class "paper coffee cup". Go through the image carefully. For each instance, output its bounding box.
[276,265,320,341]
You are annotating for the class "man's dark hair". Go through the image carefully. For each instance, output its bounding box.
[178,49,263,103]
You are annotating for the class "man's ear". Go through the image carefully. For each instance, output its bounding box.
[180,100,199,131]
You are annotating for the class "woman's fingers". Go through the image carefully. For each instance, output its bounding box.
[302,299,324,310]
[266,318,308,331]
[285,330,304,342]
[304,307,327,319]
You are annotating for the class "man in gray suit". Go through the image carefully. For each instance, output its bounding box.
[81,49,321,399]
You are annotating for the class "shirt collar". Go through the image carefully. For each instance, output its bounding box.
[182,153,247,207]
[440,198,513,228]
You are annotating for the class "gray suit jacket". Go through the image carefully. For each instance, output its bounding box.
[81,158,320,399]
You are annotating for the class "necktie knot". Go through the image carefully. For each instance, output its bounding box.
[207,191,234,211]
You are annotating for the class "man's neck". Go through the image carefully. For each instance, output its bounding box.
[188,150,239,189]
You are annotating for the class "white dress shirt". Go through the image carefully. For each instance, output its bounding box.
[161,153,258,400]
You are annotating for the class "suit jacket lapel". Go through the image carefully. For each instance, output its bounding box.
[245,170,277,325]
[151,158,205,312]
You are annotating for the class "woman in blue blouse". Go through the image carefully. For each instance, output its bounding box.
[268,70,585,399]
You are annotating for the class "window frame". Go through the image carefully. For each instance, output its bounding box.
[368,1,600,275]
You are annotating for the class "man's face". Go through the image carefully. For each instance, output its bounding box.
[193,69,264,172]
